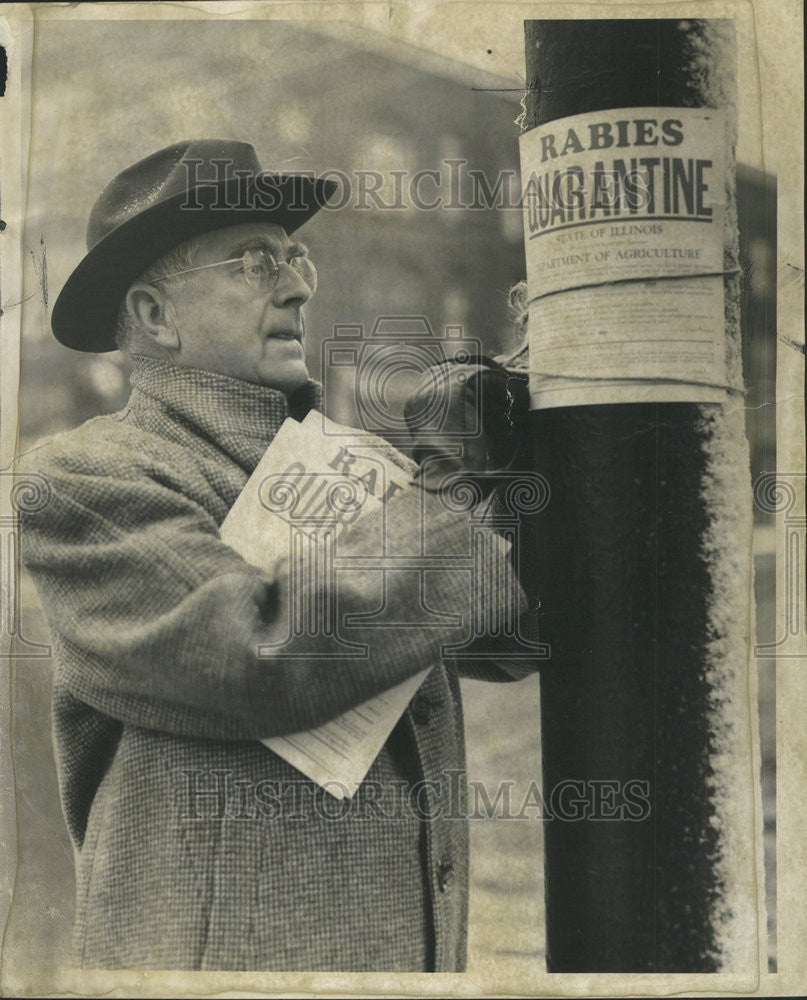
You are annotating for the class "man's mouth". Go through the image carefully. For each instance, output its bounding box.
[266,330,302,342]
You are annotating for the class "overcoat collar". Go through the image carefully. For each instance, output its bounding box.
[127,354,323,472]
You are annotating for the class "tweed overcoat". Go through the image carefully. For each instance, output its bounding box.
[20,356,531,972]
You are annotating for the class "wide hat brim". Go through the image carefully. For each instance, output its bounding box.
[52,174,336,353]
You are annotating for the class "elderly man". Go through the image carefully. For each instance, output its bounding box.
[20,139,537,971]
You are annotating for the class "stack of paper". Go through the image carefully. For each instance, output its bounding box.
[220,412,429,798]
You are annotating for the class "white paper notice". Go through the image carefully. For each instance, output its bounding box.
[265,669,429,800]
[220,413,429,799]
[519,107,728,409]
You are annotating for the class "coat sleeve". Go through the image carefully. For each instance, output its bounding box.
[20,456,528,741]
[448,613,547,682]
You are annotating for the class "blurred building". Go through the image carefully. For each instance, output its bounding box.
[737,166,777,497]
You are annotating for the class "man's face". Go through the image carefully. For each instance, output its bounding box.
[162,223,314,393]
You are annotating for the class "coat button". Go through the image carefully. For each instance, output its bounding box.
[437,860,455,892]
[411,693,438,725]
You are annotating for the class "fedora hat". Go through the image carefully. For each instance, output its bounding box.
[52,139,337,352]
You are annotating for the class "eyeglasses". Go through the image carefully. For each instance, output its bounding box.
[151,247,317,295]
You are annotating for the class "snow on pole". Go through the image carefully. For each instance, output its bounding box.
[520,18,761,972]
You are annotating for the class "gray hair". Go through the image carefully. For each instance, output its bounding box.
[114,237,202,353]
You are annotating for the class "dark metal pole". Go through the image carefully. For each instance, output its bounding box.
[521,19,755,972]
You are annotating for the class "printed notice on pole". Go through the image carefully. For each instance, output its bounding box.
[519,107,727,409]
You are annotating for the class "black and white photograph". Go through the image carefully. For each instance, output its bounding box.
[0,2,803,996]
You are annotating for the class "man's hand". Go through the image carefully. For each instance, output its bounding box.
[403,357,529,494]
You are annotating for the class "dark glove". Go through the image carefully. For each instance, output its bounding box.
[403,356,529,494]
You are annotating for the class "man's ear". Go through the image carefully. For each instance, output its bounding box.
[124,283,181,351]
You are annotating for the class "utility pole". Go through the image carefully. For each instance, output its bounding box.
[520,19,760,971]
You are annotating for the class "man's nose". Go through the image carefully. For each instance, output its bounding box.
[272,262,313,307]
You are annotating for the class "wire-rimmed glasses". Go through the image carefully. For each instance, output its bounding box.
[151,247,317,295]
